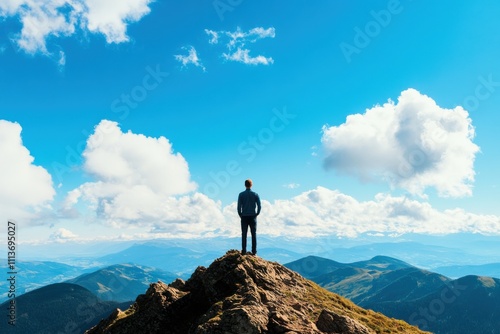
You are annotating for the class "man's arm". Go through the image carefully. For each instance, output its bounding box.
[255,193,261,216]
[237,193,242,217]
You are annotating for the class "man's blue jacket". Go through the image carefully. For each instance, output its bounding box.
[237,189,261,217]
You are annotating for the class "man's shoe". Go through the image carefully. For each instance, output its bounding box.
[241,250,247,255]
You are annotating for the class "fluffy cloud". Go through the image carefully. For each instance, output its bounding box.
[0,0,152,56]
[65,120,235,237]
[0,120,55,224]
[147,192,229,237]
[322,88,480,197]
[174,46,205,71]
[83,0,152,43]
[205,27,275,65]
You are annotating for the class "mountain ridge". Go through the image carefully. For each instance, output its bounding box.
[67,263,178,301]
[285,255,500,333]
[0,283,131,333]
[86,250,427,334]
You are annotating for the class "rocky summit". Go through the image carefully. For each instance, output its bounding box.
[86,250,428,334]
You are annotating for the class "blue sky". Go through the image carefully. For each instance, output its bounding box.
[1,0,500,245]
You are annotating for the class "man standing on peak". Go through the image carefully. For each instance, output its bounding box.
[237,179,261,255]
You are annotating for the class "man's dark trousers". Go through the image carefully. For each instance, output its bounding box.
[241,215,257,254]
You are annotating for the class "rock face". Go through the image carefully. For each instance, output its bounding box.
[86,250,428,334]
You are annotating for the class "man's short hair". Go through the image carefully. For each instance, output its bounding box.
[245,179,252,188]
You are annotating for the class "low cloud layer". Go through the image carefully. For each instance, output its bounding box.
[322,88,480,197]
[0,0,152,57]
[0,120,55,224]
[257,187,500,238]
[59,184,500,241]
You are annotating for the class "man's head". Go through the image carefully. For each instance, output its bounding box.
[245,179,252,189]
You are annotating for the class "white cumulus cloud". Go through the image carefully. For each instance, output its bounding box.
[0,120,55,224]
[65,120,235,237]
[83,0,152,43]
[0,0,153,57]
[321,88,480,197]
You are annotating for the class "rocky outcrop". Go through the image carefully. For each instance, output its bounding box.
[316,309,372,334]
[86,250,428,334]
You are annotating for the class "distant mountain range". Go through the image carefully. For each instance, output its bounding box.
[6,236,500,297]
[97,243,222,277]
[4,238,500,333]
[285,255,500,334]
[4,238,500,303]
[0,242,304,304]
[433,262,500,279]
[371,275,500,334]
[0,260,88,302]
[0,283,131,334]
[0,263,177,332]
[20,233,500,269]
[323,241,489,269]
[67,263,178,301]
